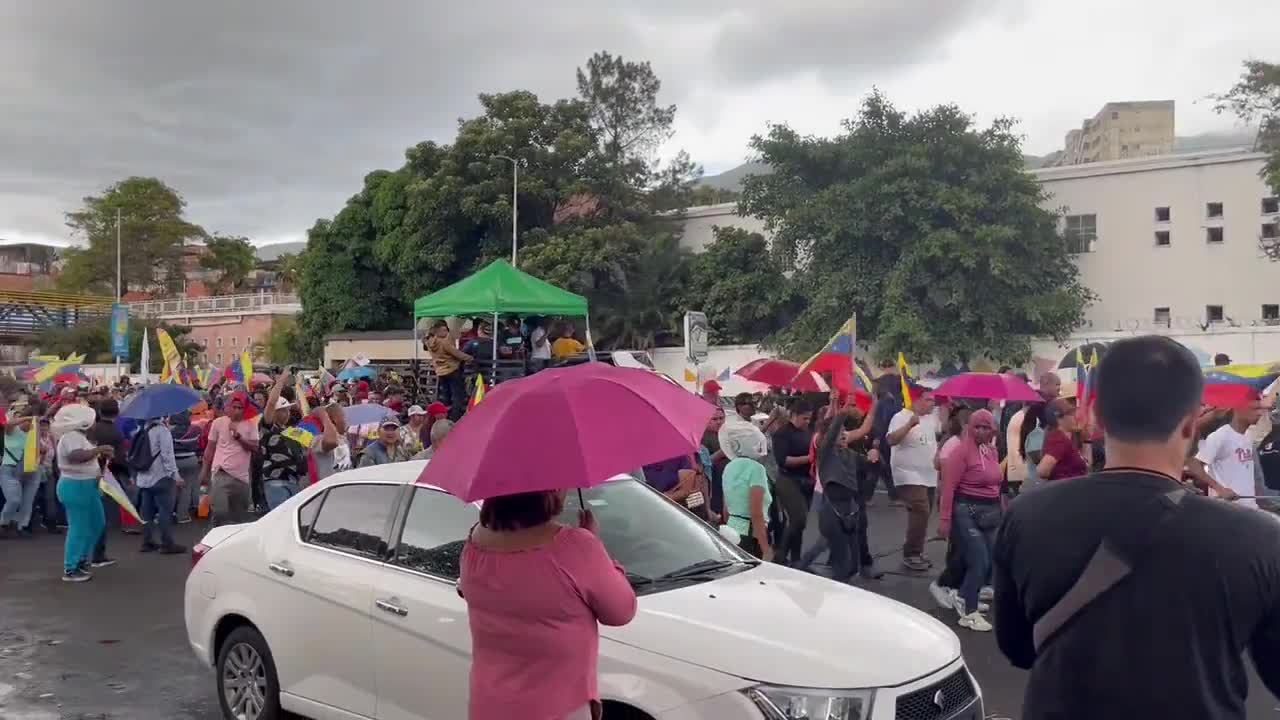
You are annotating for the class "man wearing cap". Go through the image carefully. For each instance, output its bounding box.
[198,391,261,527]
[702,380,722,406]
[401,405,429,455]
[359,418,414,467]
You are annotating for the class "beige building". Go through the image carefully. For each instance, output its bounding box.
[1049,101,1175,166]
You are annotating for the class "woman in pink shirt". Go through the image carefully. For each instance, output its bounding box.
[460,490,638,720]
[938,409,1001,632]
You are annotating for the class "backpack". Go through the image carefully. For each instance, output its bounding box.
[127,424,162,473]
[1258,426,1280,491]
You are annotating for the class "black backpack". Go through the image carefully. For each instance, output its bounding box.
[1258,426,1280,491]
[127,424,162,473]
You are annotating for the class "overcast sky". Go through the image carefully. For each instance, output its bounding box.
[2,0,1275,247]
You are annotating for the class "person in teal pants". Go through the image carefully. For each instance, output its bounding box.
[52,404,113,583]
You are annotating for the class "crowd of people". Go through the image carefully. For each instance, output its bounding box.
[0,367,458,582]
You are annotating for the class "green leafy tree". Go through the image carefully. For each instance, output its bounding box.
[682,227,800,345]
[263,316,310,364]
[36,318,199,370]
[1214,59,1280,257]
[274,252,303,292]
[60,177,205,296]
[741,91,1093,363]
[200,234,256,293]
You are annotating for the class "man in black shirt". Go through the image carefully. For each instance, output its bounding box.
[993,335,1280,719]
[771,399,814,566]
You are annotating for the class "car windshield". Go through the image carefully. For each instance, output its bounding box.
[415,477,751,593]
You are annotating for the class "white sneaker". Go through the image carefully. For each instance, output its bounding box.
[951,594,991,615]
[958,611,992,632]
[979,586,994,602]
[928,581,954,610]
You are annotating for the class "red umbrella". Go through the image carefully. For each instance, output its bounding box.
[735,358,805,388]
[933,372,1040,402]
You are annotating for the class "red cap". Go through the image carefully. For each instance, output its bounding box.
[426,402,448,417]
[357,380,370,392]
[703,379,722,394]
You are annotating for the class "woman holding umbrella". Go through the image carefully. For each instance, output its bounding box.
[424,363,712,720]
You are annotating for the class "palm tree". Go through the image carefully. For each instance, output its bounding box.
[594,233,689,350]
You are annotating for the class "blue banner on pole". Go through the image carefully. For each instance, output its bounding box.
[111,303,130,359]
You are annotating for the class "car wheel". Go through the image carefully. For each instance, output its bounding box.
[216,625,281,720]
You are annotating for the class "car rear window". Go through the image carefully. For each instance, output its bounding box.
[305,483,399,559]
[391,488,479,580]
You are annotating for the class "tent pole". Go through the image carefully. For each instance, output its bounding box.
[492,311,499,386]
[412,317,419,401]
[584,314,597,363]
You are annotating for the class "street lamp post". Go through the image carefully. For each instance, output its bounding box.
[115,208,122,380]
[493,155,519,266]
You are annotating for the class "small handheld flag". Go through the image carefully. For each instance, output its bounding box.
[471,375,487,408]
[897,352,913,410]
[683,368,697,382]
[23,418,38,473]
[283,415,323,448]
[100,469,143,524]
[295,376,311,416]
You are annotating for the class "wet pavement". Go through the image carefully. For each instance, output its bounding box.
[2,500,1276,719]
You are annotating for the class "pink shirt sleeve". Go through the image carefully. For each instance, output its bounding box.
[557,528,637,627]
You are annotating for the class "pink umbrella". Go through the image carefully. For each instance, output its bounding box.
[933,372,1041,402]
[735,358,829,391]
[417,363,717,501]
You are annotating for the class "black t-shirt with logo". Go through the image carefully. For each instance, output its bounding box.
[993,469,1280,719]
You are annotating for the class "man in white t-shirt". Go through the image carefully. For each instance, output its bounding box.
[888,390,940,571]
[1191,397,1264,510]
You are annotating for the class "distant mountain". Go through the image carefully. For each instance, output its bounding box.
[701,130,1259,192]
[255,241,306,262]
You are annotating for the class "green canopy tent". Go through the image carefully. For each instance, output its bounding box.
[412,259,594,376]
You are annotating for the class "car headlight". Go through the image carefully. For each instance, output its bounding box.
[745,685,875,720]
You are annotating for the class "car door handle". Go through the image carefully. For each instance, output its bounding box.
[376,598,408,617]
[267,562,294,578]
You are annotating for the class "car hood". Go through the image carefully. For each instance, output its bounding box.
[602,563,960,689]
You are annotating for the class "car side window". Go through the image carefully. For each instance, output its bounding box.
[391,488,479,580]
[305,483,400,559]
[297,492,324,541]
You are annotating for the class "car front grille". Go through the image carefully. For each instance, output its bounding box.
[894,668,977,720]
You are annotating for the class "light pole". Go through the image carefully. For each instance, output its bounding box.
[115,207,122,380]
[493,154,519,266]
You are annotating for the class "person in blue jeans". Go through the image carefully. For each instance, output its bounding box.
[52,404,113,582]
[132,417,186,554]
[0,408,40,538]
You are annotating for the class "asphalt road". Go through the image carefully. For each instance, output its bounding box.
[1,501,1277,720]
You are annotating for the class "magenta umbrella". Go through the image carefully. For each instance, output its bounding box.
[417,363,717,501]
[933,372,1041,402]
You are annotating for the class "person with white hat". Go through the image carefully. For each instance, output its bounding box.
[401,405,429,455]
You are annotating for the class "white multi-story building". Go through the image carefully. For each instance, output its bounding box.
[1035,149,1278,334]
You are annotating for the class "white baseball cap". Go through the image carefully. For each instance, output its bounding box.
[407,404,427,417]
[275,397,293,410]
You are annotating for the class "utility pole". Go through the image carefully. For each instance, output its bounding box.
[115,207,122,381]
[493,155,519,265]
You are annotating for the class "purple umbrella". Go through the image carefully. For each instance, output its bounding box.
[417,364,716,502]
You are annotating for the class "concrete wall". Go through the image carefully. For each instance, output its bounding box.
[676,202,771,252]
[324,335,418,368]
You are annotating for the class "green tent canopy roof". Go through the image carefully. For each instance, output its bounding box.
[412,259,589,319]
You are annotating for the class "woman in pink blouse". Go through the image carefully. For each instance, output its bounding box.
[938,409,1001,633]
[460,490,638,720]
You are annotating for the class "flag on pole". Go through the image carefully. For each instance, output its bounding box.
[1074,348,1087,407]
[797,316,875,394]
[683,368,697,382]
[140,327,151,385]
[155,328,184,385]
[898,352,914,410]
[717,366,731,381]
[1086,348,1101,412]
[22,418,38,474]
[224,351,254,386]
[296,376,311,416]
[471,375,487,408]
[318,366,336,388]
[100,469,143,524]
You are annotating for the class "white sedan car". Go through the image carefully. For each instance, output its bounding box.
[184,461,982,720]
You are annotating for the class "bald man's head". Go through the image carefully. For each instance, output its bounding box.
[1039,372,1061,400]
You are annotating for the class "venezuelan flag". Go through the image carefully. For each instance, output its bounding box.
[1202,363,1280,408]
[283,415,323,449]
[898,352,914,410]
[796,316,876,394]
[224,351,254,386]
[471,375,487,408]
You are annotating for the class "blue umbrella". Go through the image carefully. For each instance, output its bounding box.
[343,402,397,426]
[338,366,377,381]
[121,384,203,420]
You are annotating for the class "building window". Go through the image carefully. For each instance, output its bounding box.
[1206,305,1224,323]
[230,336,237,347]
[1064,214,1097,253]
[1155,231,1171,247]
[1206,227,1225,244]
[1153,307,1171,327]
[216,353,224,364]
[216,337,223,348]
[1263,197,1279,215]
[1263,223,1279,240]
[1110,111,1119,120]
[245,336,253,347]
[1154,206,1170,223]
[1206,202,1224,219]
[1264,305,1280,322]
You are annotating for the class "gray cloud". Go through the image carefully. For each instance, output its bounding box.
[0,0,1014,246]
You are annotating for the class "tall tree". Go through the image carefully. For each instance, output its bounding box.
[1214,59,1280,257]
[60,177,205,296]
[200,234,256,293]
[741,91,1093,364]
[681,227,801,345]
